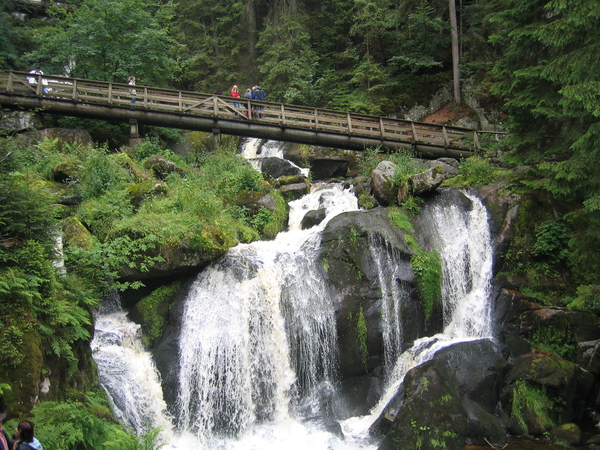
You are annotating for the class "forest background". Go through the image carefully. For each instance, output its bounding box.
[2,0,600,448]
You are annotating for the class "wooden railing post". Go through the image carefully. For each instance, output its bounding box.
[213,96,218,116]
[474,131,481,155]
[314,109,319,130]
[7,72,13,92]
[347,113,352,135]
[379,118,384,139]
[108,83,113,104]
[442,126,450,148]
[179,92,183,112]
[72,80,78,101]
[143,87,148,108]
[410,121,417,143]
[280,104,285,126]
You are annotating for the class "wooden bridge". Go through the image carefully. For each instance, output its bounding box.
[0,70,502,158]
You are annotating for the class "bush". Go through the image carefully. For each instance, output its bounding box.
[445,156,502,187]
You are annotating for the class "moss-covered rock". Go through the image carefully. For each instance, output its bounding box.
[131,280,183,348]
[127,180,168,208]
[144,156,185,180]
[52,157,81,183]
[62,216,94,250]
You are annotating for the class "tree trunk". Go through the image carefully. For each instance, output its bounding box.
[449,0,461,104]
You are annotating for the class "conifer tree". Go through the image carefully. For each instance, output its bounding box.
[490,0,600,292]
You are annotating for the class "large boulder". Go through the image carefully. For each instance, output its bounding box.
[376,340,508,450]
[370,161,397,205]
[310,159,349,180]
[0,111,40,133]
[21,128,93,147]
[500,351,595,435]
[408,160,459,197]
[260,157,302,178]
[319,208,440,416]
[144,156,186,180]
[236,190,277,213]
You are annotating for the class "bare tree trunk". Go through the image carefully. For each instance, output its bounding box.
[245,0,257,61]
[449,0,461,104]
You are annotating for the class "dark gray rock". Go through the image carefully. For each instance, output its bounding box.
[310,159,349,180]
[278,182,308,201]
[300,209,327,229]
[260,157,301,178]
[376,340,507,450]
[144,156,186,180]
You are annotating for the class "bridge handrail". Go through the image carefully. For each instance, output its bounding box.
[0,70,505,152]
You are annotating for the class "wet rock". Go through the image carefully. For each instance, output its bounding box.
[260,156,301,178]
[237,190,277,212]
[576,340,600,375]
[377,340,507,450]
[278,182,308,201]
[549,423,581,445]
[300,209,326,229]
[310,159,349,180]
[408,160,459,197]
[0,111,40,132]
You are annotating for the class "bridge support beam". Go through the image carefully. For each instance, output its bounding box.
[129,119,143,147]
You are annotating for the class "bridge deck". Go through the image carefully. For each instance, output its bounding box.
[0,70,503,157]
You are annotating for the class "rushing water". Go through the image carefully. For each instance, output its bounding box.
[92,139,495,449]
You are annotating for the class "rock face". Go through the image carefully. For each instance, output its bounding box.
[21,128,93,147]
[319,208,431,416]
[377,340,509,450]
[0,111,40,132]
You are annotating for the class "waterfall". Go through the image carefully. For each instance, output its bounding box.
[93,138,496,449]
[91,310,173,442]
[342,189,494,438]
[174,183,364,448]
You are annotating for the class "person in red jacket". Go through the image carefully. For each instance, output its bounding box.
[231,85,241,108]
[0,412,14,450]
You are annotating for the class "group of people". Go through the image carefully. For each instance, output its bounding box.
[0,413,43,450]
[230,85,267,118]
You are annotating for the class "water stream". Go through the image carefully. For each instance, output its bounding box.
[92,139,495,449]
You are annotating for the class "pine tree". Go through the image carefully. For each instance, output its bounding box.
[490,0,600,290]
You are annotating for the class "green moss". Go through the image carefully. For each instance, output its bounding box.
[511,379,555,435]
[262,192,289,238]
[135,280,182,348]
[358,191,377,209]
[356,306,368,364]
[524,324,575,360]
[389,207,414,233]
[411,250,442,322]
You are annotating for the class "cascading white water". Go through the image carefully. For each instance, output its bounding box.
[91,311,173,442]
[342,189,494,438]
[94,138,496,450]
[240,138,309,177]
[174,183,366,449]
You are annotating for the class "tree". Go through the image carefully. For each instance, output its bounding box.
[25,0,178,85]
[449,0,461,103]
[490,0,600,290]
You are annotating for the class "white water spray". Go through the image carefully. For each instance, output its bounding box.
[92,311,173,441]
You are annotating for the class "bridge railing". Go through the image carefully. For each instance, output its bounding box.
[0,70,505,152]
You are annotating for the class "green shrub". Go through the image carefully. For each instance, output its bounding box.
[389,207,414,233]
[136,281,182,348]
[445,156,501,187]
[511,379,555,435]
[411,250,442,321]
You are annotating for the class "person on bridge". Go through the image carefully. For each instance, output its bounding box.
[28,67,48,94]
[252,85,267,118]
[128,76,136,105]
[231,85,241,108]
[243,88,253,117]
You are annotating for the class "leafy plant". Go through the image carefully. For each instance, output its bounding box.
[445,157,501,188]
[511,379,555,435]
[388,207,414,233]
[411,250,442,322]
